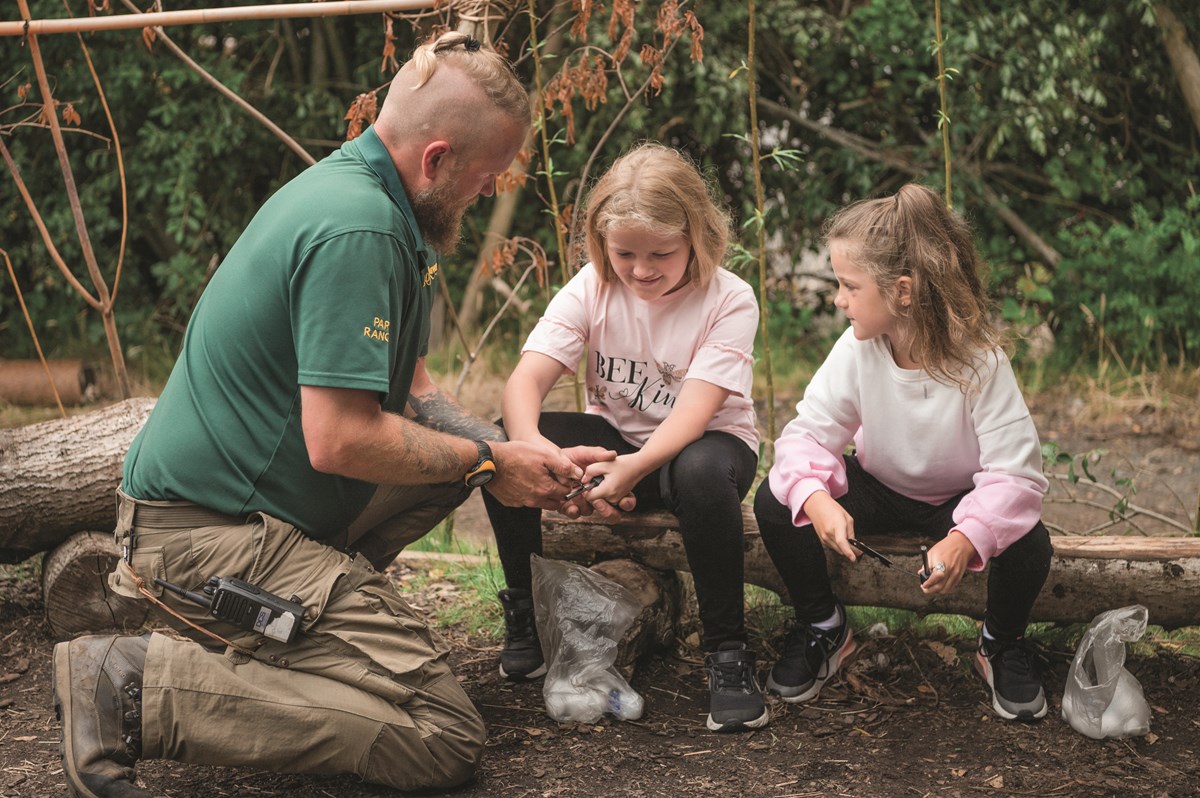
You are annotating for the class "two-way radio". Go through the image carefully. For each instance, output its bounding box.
[155,575,305,644]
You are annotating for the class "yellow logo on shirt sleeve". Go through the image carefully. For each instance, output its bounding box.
[363,316,390,342]
[423,263,439,287]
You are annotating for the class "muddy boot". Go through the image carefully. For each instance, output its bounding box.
[52,634,152,798]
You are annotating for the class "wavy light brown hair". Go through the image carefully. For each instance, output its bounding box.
[825,183,1001,392]
[582,143,732,289]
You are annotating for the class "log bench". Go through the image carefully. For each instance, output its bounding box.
[10,399,1200,637]
[542,506,1200,629]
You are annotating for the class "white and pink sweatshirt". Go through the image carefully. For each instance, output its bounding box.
[522,263,759,453]
[769,328,1047,570]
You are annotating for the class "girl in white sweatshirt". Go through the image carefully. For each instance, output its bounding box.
[754,183,1052,722]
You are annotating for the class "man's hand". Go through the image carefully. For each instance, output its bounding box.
[485,440,583,510]
[803,491,859,561]
[549,444,638,520]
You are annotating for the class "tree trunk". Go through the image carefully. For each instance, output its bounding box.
[1155,3,1200,139]
[42,530,149,639]
[0,359,96,406]
[542,508,1200,629]
[591,559,680,680]
[0,397,155,563]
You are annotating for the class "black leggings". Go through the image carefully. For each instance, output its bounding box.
[753,454,1052,641]
[482,412,758,651]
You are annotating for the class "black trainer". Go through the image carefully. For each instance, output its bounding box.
[497,588,547,680]
[766,608,856,703]
[975,635,1047,721]
[704,641,770,732]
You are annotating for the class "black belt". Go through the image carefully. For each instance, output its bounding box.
[128,501,245,530]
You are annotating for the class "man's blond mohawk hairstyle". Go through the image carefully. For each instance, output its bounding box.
[408,31,530,122]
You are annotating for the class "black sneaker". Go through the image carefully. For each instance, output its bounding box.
[766,609,856,703]
[497,588,547,680]
[704,642,770,732]
[975,635,1047,721]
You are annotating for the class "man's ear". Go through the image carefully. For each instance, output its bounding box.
[421,140,452,181]
[897,275,913,307]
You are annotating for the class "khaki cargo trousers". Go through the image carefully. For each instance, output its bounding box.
[108,482,484,791]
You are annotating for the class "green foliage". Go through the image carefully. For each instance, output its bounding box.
[1050,195,1200,366]
[3,0,1198,381]
[3,2,392,359]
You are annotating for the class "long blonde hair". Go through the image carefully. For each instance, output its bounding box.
[825,183,1001,391]
[582,143,732,289]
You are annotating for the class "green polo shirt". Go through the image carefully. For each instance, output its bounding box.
[123,126,436,538]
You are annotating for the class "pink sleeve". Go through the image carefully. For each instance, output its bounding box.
[951,358,1048,569]
[952,471,1046,570]
[769,433,850,527]
[766,331,860,527]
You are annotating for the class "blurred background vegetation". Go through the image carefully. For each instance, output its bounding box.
[3,0,1198,396]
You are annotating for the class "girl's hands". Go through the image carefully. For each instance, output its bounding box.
[803,491,859,561]
[572,454,641,519]
[919,531,977,595]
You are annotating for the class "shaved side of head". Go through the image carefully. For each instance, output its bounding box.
[375,33,530,160]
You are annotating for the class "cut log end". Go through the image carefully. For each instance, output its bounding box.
[42,531,149,640]
[591,559,681,679]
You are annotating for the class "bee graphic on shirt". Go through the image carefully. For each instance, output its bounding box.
[655,360,686,386]
[591,385,608,404]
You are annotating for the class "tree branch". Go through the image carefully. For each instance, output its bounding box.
[1155,3,1200,139]
[120,0,315,166]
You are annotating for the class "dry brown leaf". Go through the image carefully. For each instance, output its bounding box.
[924,640,959,667]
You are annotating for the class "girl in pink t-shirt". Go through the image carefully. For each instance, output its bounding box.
[482,143,767,733]
[754,183,1052,722]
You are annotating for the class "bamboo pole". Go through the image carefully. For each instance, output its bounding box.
[0,0,435,37]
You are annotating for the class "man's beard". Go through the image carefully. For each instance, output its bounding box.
[410,180,469,254]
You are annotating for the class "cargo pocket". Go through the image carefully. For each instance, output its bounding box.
[108,546,165,599]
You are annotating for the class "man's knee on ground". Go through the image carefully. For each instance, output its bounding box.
[367,706,486,790]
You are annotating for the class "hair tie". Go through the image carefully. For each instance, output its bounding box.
[464,36,482,52]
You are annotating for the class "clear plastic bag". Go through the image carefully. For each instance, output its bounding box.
[1061,604,1151,740]
[530,555,645,723]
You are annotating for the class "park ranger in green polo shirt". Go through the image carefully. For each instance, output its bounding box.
[52,33,621,798]
[121,122,438,540]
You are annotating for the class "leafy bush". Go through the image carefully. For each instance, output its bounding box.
[1050,195,1200,367]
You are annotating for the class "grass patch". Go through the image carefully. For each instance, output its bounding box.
[0,555,43,584]
[404,552,507,638]
[407,514,494,557]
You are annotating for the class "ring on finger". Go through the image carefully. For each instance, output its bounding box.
[934,562,946,572]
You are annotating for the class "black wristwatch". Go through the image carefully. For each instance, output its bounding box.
[464,440,497,488]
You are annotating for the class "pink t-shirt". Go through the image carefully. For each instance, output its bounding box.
[522,263,759,452]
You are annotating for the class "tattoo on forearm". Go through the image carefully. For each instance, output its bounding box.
[397,420,466,479]
[407,389,506,442]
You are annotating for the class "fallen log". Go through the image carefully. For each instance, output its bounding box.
[0,397,156,563]
[42,531,149,639]
[591,559,680,679]
[0,359,97,406]
[542,507,1200,629]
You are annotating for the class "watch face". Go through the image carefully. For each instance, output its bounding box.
[465,460,496,487]
[466,469,495,487]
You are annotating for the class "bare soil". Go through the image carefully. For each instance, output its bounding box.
[3,388,1200,798]
[3,560,1199,798]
